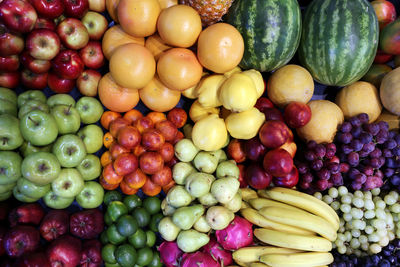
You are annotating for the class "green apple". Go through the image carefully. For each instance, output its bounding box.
[18,100,50,119]
[21,152,61,185]
[0,99,17,116]
[19,141,53,158]
[0,151,22,185]
[47,94,76,108]
[52,134,87,167]
[52,168,84,198]
[51,105,81,134]
[77,124,104,154]
[17,177,51,198]
[75,96,103,124]
[17,90,46,108]
[0,181,16,194]
[0,114,24,150]
[77,154,101,181]
[20,110,58,146]
[0,190,12,201]
[43,190,74,209]
[13,186,39,203]
[0,87,17,105]
[76,181,104,209]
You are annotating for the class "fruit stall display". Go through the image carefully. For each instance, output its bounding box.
[1,0,400,266]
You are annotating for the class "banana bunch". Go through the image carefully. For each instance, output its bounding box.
[235,187,339,267]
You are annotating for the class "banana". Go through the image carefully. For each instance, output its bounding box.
[249,198,302,212]
[260,252,334,267]
[240,208,315,236]
[254,228,332,252]
[250,263,271,267]
[262,187,339,230]
[259,207,337,241]
[233,246,302,263]
[257,189,271,199]
[241,188,258,202]
[241,201,250,210]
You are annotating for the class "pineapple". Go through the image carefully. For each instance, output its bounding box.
[180,0,234,26]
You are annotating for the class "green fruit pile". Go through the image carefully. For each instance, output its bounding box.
[101,191,163,267]
[0,88,104,209]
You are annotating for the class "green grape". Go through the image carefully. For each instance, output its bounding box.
[396,228,400,238]
[389,191,399,201]
[328,187,338,198]
[354,190,363,198]
[314,192,322,200]
[375,199,386,210]
[343,212,353,222]
[384,195,396,205]
[351,229,361,238]
[389,203,400,213]
[368,233,379,243]
[350,208,363,219]
[337,233,346,241]
[340,203,351,213]
[354,250,362,257]
[375,209,387,220]
[352,219,364,230]
[337,245,346,254]
[338,186,348,196]
[365,226,374,235]
[371,219,386,230]
[377,228,387,237]
[388,231,395,241]
[339,218,345,227]
[364,199,375,210]
[363,191,372,199]
[352,197,364,208]
[339,226,345,233]
[331,201,340,211]
[361,242,369,251]
[345,231,352,242]
[378,235,389,247]
[335,239,344,247]
[350,238,360,249]
[364,210,375,219]
[369,243,382,254]
[322,195,333,204]
[341,195,352,204]
[359,235,368,244]
[371,188,381,196]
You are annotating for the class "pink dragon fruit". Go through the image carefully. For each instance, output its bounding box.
[201,237,233,266]
[215,216,253,250]
[159,241,183,267]
[181,251,219,267]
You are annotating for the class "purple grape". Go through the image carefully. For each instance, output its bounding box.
[375,169,384,179]
[317,168,330,180]
[389,131,396,138]
[347,152,359,166]
[384,168,395,177]
[378,121,389,131]
[310,159,323,171]
[395,134,400,146]
[357,113,369,124]
[340,121,352,133]
[297,162,309,174]
[392,147,400,156]
[339,163,350,173]
[348,168,360,179]
[383,148,393,158]
[349,116,362,127]
[299,181,310,189]
[350,139,363,152]
[341,144,353,154]
[386,158,396,168]
[369,158,380,168]
[359,132,373,144]
[363,176,383,190]
[304,150,316,161]
[361,165,374,176]
[315,179,329,191]
[384,139,397,150]
[362,142,375,153]
[350,126,362,138]
[314,144,326,158]
[358,150,369,158]
[354,173,367,184]
[326,162,340,172]
[376,130,389,144]
[351,181,363,190]
[302,172,313,183]
[363,123,380,136]
[391,175,400,186]
[370,148,382,158]
[337,132,352,144]
[377,157,385,168]
[306,140,317,150]
[331,173,343,186]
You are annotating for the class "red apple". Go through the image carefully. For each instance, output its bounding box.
[47,235,82,267]
[371,0,396,29]
[34,17,56,30]
[167,107,187,128]
[273,166,299,188]
[263,107,284,122]
[0,54,19,71]
[259,120,290,149]
[245,163,272,190]
[79,41,104,69]
[88,0,105,12]
[0,0,37,33]
[39,210,69,242]
[374,50,393,64]
[30,0,64,19]
[227,138,246,163]
[52,49,84,79]
[254,97,274,113]
[244,136,267,162]
[4,225,40,257]
[142,129,165,151]
[77,69,101,96]
[81,11,108,40]
[80,239,102,267]
[0,23,24,56]
[15,252,51,267]
[21,69,48,90]
[25,29,60,60]
[0,71,19,88]
[279,140,297,158]
[57,17,89,50]
[8,203,44,227]
[263,148,293,177]
[70,209,104,239]
[113,153,139,176]
[139,151,164,175]
[117,125,141,149]
[237,164,247,188]
[20,50,51,74]
[283,101,312,128]
[62,0,89,18]
[47,71,75,93]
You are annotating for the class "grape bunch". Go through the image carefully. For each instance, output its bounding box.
[381,131,400,192]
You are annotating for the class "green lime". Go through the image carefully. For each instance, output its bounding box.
[143,197,161,215]
[104,191,122,206]
[115,244,137,267]
[101,243,117,264]
[149,213,163,232]
[107,201,128,222]
[132,207,150,227]
[128,228,147,249]
[146,230,156,247]
[104,211,113,226]
[100,231,109,245]
[123,195,142,211]
[104,263,120,267]
[136,247,154,266]
[116,215,138,237]
[106,224,127,245]
[148,251,162,267]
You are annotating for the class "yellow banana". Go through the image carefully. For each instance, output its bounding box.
[257,189,271,199]
[241,201,250,210]
[249,198,302,212]
[240,208,315,236]
[254,228,332,252]
[241,188,258,202]
[233,246,301,263]
[259,207,337,241]
[263,187,339,230]
[260,252,334,267]
[250,263,271,267]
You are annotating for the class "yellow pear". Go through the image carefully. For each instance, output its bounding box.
[196,74,225,108]
[242,69,265,98]
[225,107,266,139]
[189,100,220,122]
[223,66,242,78]
[192,114,227,151]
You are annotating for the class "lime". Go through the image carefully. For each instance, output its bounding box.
[100,231,109,245]
[104,211,113,226]
[149,213,163,232]
[104,191,122,205]
[123,194,142,211]
[115,244,137,267]
[148,251,162,267]
[136,247,154,266]
[116,215,138,237]
[128,228,147,249]
[101,243,117,264]
[143,197,161,215]
[132,207,150,227]
[146,230,156,247]
[104,263,121,267]
[106,224,127,245]
[107,201,128,222]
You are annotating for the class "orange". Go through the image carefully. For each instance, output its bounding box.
[106,0,120,22]
[120,179,139,195]
[157,0,177,9]
[157,48,203,91]
[102,25,145,60]
[110,44,156,90]
[123,109,143,124]
[146,111,167,124]
[157,4,202,48]
[101,151,113,167]
[197,23,244,73]
[100,175,120,190]
[98,73,140,113]
[101,111,122,130]
[124,169,148,189]
[118,0,161,38]
[145,33,173,61]
[103,132,114,148]
[141,178,162,197]
[139,75,181,112]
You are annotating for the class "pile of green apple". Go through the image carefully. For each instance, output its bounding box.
[0,88,105,209]
[157,135,242,253]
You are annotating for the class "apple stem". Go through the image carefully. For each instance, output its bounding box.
[28,116,39,126]
[67,104,72,113]
[2,138,8,146]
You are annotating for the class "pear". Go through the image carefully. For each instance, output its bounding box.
[185,172,214,198]
[206,206,234,230]
[158,217,181,241]
[196,74,225,108]
[177,229,210,253]
[166,185,192,208]
[198,192,218,206]
[211,177,240,204]
[225,107,265,139]
[172,204,205,230]
[192,114,227,152]
[223,192,242,213]
[193,215,211,233]
[193,151,218,173]
[161,198,176,216]
[172,162,196,185]
[210,149,227,163]
[216,160,239,179]
[183,124,193,139]
[174,139,199,162]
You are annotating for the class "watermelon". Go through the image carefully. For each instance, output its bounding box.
[299,0,379,87]
[225,0,301,72]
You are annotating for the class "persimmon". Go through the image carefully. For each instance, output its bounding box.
[102,163,124,185]
[124,169,147,189]
[123,109,143,124]
[100,110,121,130]
[100,175,119,190]
[120,179,138,195]
[103,132,114,148]
[141,178,162,197]
[100,151,113,167]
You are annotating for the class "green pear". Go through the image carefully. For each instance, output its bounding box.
[183,124,192,139]
[223,191,242,212]
[172,162,196,185]
[198,192,218,206]
[193,151,218,173]
[161,198,176,216]
[172,204,205,230]
[177,229,210,253]
[185,172,214,198]
[206,206,234,230]
[174,139,199,162]
[193,215,211,233]
[166,185,192,208]
[210,149,227,163]
[216,160,239,179]
[211,177,240,204]
[158,217,181,242]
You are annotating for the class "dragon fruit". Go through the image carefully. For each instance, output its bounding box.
[181,251,219,267]
[201,237,233,266]
[215,216,253,250]
[159,241,183,267]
